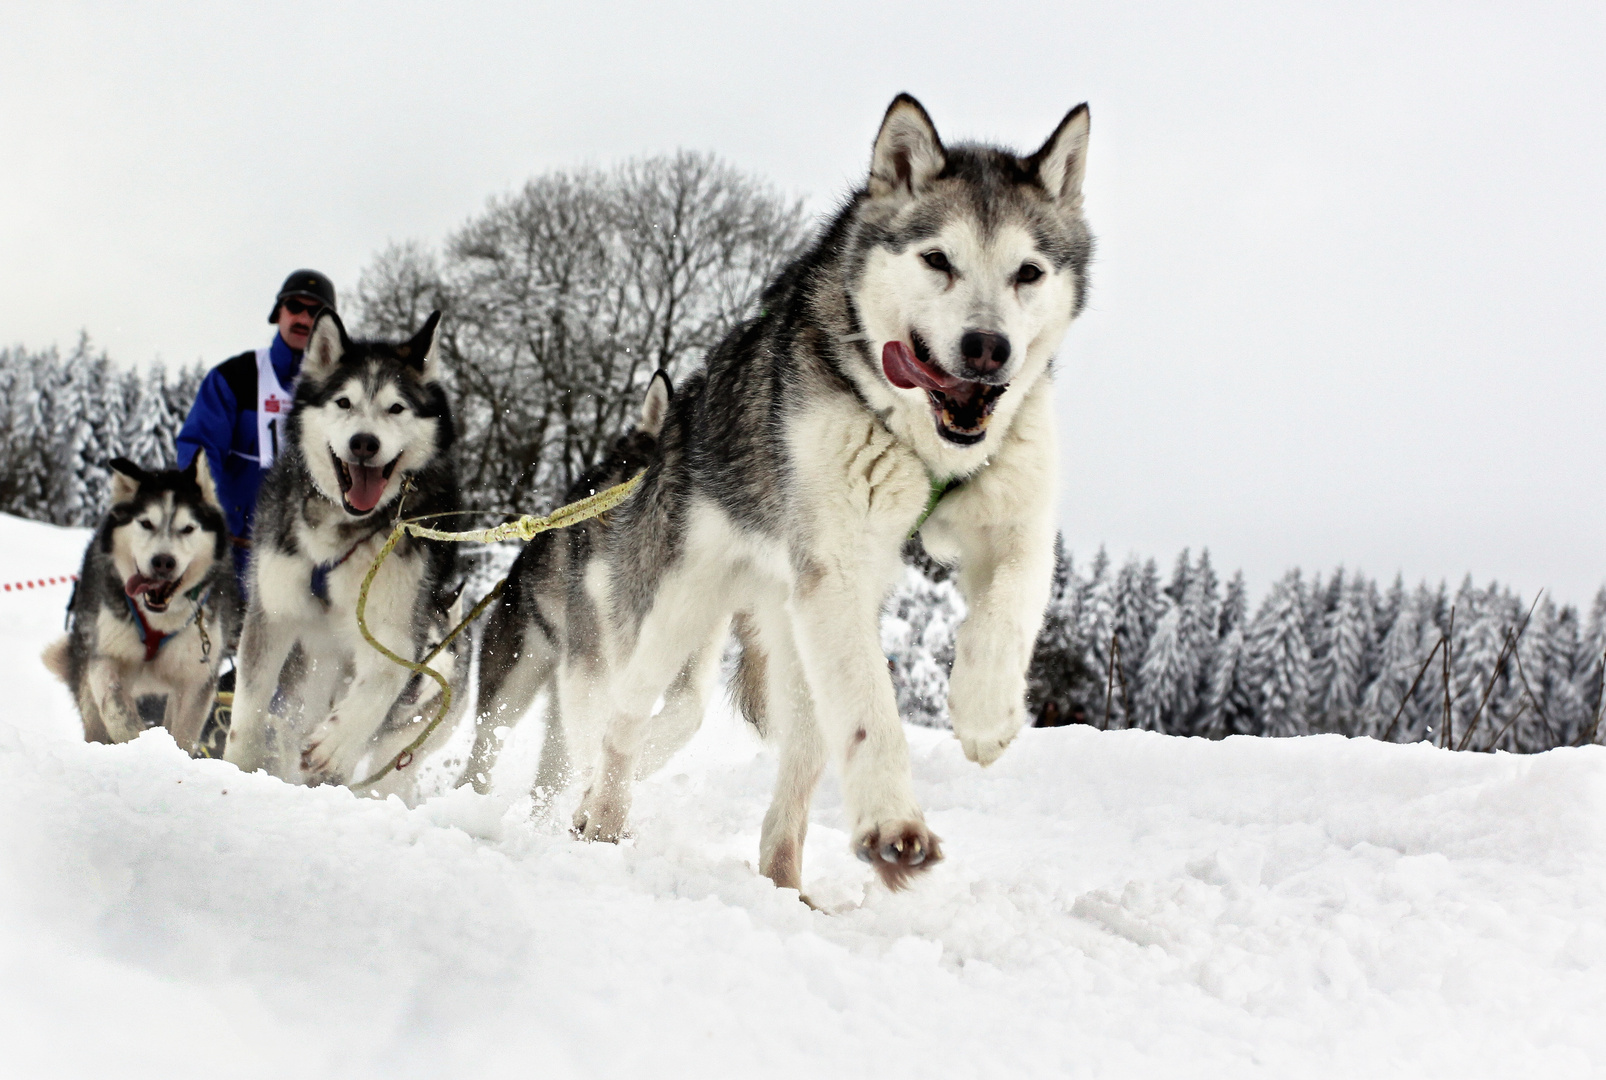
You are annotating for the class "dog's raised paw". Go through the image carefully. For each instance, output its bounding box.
[854,821,943,890]
[958,731,1015,767]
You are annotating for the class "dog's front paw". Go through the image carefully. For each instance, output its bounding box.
[300,715,363,785]
[854,820,942,890]
[570,790,629,843]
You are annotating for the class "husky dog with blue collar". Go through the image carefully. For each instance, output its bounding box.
[43,456,241,753]
[224,309,461,788]
[485,95,1092,894]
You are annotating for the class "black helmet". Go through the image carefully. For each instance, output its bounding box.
[268,269,337,323]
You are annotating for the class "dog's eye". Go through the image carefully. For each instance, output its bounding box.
[388,403,406,415]
[1016,263,1044,284]
[921,250,952,273]
[336,397,352,410]
[179,525,196,536]
[138,520,155,532]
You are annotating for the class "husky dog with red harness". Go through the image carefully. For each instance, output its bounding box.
[44,456,241,752]
[224,310,461,788]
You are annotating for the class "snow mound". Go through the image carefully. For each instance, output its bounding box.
[0,513,1602,1078]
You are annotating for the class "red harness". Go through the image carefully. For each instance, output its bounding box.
[123,586,209,662]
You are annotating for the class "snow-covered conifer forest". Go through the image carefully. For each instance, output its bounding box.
[888,540,1606,754]
[0,337,202,527]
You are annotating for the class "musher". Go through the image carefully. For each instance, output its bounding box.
[177,269,337,590]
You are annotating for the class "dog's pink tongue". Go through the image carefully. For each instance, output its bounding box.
[882,340,963,393]
[124,574,157,597]
[346,463,387,513]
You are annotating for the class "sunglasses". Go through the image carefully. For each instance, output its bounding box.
[281,297,325,317]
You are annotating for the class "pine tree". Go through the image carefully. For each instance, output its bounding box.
[51,333,115,526]
[1361,586,1434,740]
[1075,547,1115,723]
[1449,581,1518,751]
[1103,558,1156,727]
[1135,600,1196,733]
[123,366,173,468]
[1027,535,1093,725]
[1198,626,1256,738]
[1181,551,1221,731]
[1313,572,1374,735]
[1219,571,1249,638]
[1165,548,1191,606]
[10,347,58,520]
[1576,588,1606,741]
[1244,569,1312,737]
[1509,597,1583,751]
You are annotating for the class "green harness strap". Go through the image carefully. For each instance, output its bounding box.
[911,474,965,537]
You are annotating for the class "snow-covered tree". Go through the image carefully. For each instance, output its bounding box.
[1244,570,1312,737]
[1198,626,1256,738]
[1362,586,1434,741]
[882,565,967,729]
[1219,571,1249,638]
[1312,571,1374,735]
[1027,535,1094,726]
[122,365,174,469]
[1135,599,1196,732]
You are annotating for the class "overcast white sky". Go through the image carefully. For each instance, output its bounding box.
[3,2,1604,604]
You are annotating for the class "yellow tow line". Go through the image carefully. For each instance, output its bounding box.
[341,473,644,790]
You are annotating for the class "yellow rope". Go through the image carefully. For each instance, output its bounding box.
[346,473,643,790]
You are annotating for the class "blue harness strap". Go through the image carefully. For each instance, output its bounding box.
[310,539,366,604]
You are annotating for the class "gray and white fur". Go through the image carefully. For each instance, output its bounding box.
[43,455,241,753]
[464,372,719,805]
[224,309,462,788]
[489,94,1093,894]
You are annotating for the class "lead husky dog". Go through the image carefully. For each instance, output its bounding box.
[44,456,241,752]
[463,372,721,800]
[540,95,1093,892]
[224,310,461,787]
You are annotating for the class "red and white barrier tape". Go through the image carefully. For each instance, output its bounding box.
[1,575,77,593]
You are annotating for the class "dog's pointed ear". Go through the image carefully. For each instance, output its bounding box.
[107,458,145,505]
[638,369,672,438]
[397,310,443,381]
[869,94,946,202]
[1029,104,1090,209]
[184,450,221,511]
[303,309,350,381]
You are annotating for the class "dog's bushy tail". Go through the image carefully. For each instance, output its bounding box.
[728,612,768,737]
[40,637,69,683]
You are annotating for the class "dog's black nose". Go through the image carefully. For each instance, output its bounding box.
[961,331,1011,375]
[150,553,177,578]
[349,433,381,460]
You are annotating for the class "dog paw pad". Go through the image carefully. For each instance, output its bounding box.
[854,822,942,890]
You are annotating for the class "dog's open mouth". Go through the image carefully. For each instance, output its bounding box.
[883,335,1007,446]
[331,451,400,515]
[125,574,181,613]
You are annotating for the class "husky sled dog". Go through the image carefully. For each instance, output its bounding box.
[463,372,721,799]
[224,309,461,787]
[44,456,241,752]
[502,95,1092,892]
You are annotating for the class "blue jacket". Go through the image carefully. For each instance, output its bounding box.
[176,333,300,576]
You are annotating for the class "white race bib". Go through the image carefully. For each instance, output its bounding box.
[255,345,294,470]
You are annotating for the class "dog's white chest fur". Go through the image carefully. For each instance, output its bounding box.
[787,398,931,546]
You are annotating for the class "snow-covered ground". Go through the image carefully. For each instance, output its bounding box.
[1,513,1603,1079]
